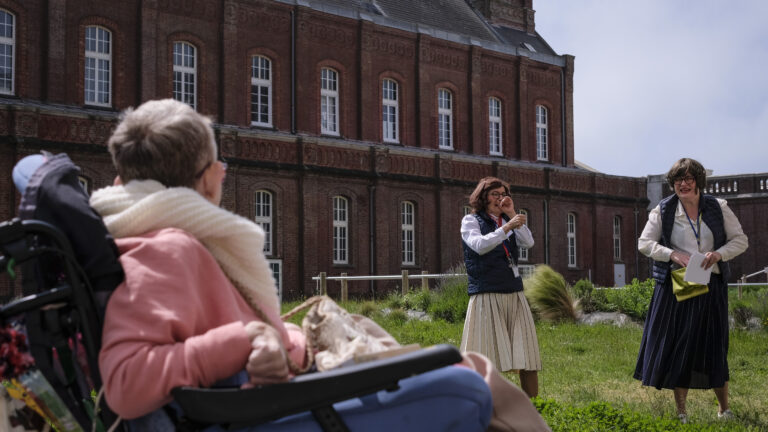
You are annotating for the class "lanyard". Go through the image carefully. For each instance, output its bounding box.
[685,211,701,248]
[496,216,512,259]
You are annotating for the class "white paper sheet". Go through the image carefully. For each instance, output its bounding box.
[684,252,712,285]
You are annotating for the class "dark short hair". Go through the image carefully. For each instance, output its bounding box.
[666,158,706,191]
[469,176,510,213]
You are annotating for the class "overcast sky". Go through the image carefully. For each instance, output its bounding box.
[533,0,768,178]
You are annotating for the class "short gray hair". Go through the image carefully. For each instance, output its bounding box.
[108,99,216,188]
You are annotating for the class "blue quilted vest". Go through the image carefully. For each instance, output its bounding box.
[652,194,731,285]
[462,212,524,295]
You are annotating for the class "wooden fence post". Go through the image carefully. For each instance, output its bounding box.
[341,272,348,302]
[421,270,429,292]
[401,270,409,295]
[739,275,745,300]
[320,272,327,296]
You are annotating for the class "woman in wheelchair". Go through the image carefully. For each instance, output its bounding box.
[89,99,549,431]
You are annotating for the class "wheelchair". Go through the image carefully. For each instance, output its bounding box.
[1,153,493,431]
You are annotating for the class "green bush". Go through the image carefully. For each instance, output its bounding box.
[590,278,654,321]
[572,279,596,312]
[402,289,432,312]
[730,299,754,328]
[427,266,469,323]
[524,265,580,322]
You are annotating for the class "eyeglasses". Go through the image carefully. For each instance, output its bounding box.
[673,176,695,186]
[195,155,228,179]
[488,191,509,198]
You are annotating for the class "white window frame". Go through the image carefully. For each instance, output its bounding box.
[251,55,272,127]
[463,205,472,216]
[254,190,273,256]
[332,195,348,264]
[536,105,548,161]
[488,97,502,155]
[84,26,112,107]
[401,201,415,265]
[267,259,282,300]
[518,264,535,280]
[0,9,15,95]
[613,216,621,261]
[518,209,529,261]
[438,88,453,149]
[321,68,339,136]
[382,78,399,143]
[567,212,577,268]
[173,41,197,109]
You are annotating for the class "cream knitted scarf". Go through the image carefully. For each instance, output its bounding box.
[90,179,280,319]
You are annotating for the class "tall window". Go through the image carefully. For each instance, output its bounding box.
[84,26,111,106]
[488,97,502,155]
[382,79,399,143]
[613,216,621,261]
[463,205,472,216]
[0,10,15,95]
[267,259,282,300]
[401,201,415,265]
[173,42,196,109]
[251,55,272,127]
[438,88,453,149]
[332,196,348,264]
[321,68,339,135]
[536,105,548,160]
[567,213,577,267]
[254,190,273,255]
[518,209,529,261]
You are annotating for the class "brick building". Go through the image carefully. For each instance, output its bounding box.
[1,0,654,300]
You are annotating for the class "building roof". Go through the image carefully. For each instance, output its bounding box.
[286,0,562,64]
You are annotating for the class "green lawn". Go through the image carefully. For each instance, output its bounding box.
[283,299,768,431]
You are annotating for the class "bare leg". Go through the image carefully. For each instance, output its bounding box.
[519,370,539,398]
[714,382,729,413]
[673,387,688,415]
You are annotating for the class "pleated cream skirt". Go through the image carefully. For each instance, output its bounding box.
[460,291,542,372]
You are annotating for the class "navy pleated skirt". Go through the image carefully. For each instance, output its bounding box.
[634,273,729,390]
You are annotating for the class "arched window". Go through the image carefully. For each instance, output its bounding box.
[438,88,453,149]
[173,42,197,109]
[254,190,273,255]
[332,196,348,264]
[518,209,529,261]
[0,9,15,95]
[401,201,415,265]
[251,55,272,127]
[613,216,621,261]
[567,212,577,267]
[321,67,339,135]
[382,78,399,143]
[488,97,502,155]
[84,26,112,106]
[535,105,548,160]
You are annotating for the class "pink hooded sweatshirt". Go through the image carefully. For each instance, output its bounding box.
[98,228,305,419]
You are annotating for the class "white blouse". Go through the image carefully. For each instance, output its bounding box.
[637,198,748,274]
[461,213,534,256]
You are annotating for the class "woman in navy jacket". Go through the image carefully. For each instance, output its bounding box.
[460,177,541,397]
[635,158,748,423]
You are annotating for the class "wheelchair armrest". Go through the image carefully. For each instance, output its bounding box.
[171,344,463,427]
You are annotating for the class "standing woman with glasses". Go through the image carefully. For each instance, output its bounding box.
[460,176,541,397]
[635,158,748,423]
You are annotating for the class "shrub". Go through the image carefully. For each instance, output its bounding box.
[588,278,654,321]
[402,289,432,312]
[573,279,596,312]
[730,299,754,328]
[524,265,581,322]
[358,301,379,318]
[427,265,469,323]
